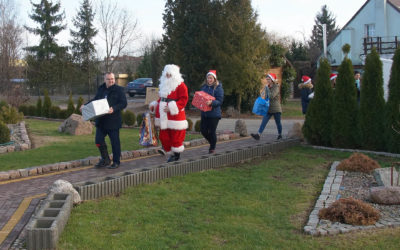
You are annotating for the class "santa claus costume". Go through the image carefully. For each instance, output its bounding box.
[150,64,188,162]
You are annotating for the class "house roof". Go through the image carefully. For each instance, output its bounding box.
[389,0,400,10]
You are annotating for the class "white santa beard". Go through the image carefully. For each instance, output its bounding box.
[159,75,184,98]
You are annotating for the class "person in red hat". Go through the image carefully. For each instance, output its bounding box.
[298,75,313,115]
[330,73,337,89]
[199,70,224,153]
[251,73,283,140]
[149,64,188,162]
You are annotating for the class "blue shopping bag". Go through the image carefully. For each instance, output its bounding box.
[252,97,269,116]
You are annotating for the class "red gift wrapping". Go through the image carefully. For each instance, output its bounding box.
[192,91,216,111]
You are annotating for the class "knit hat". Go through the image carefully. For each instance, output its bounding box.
[207,70,217,79]
[330,73,337,81]
[266,73,277,82]
[302,75,311,84]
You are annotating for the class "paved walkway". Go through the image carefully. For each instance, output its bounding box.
[0,119,301,249]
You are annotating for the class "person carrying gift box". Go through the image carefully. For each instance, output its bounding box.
[149,64,189,162]
[80,72,127,169]
[199,70,224,154]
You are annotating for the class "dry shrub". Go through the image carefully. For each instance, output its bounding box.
[337,153,380,173]
[318,197,380,225]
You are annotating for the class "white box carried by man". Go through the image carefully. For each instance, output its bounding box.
[82,98,110,121]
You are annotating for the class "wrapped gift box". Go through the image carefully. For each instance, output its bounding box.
[192,91,215,112]
[82,98,110,121]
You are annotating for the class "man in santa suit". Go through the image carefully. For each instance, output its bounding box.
[150,64,188,162]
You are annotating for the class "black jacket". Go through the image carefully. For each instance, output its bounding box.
[90,83,127,130]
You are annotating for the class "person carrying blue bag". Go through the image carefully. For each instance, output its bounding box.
[251,73,283,140]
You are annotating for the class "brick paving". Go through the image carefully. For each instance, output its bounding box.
[0,133,280,249]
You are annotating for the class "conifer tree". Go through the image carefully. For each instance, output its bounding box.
[302,58,333,146]
[42,89,52,118]
[385,48,400,153]
[67,93,75,117]
[36,97,42,117]
[75,96,84,115]
[359,47,385,150]
[331,44,359,148]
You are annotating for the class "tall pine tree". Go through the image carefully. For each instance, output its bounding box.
[331,45,359,148]
[302,58,333,146]
[385,48,400,153]
[359,47,385,151]
[70,0,97,99]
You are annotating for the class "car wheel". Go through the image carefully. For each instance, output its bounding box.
[129,93,135,97]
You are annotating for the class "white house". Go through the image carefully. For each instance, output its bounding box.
[325,0,400,99]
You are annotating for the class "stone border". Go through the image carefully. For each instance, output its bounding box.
[304,161,400,236]
[25,139,300,249]
[0,121,31,155]
[309,145,400,158]
[0,133,239,182]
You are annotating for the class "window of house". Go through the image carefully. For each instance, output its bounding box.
[365,24,375,37]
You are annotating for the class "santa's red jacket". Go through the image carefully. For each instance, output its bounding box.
[150,82,188,130]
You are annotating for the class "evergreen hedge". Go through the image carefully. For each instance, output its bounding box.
[75,96,84,115]
[0,121,10,144]
[42,89,52,118]
[123,110,136,126]
[36,97,42,117]
[67,94,75,117]
[359,47,385,151]
[303,58,333,146]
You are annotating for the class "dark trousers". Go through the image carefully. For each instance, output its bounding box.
[201,117,220,150]
[95,127,121,164]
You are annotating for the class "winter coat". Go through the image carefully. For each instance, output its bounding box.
[264,83,282,114]
[298,82,313,114]
[90,83,127,130]
[200,82,224,118]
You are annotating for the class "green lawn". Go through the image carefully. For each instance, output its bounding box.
[282,99,303,118]
[0,119,202,171]
[58,146,400,249]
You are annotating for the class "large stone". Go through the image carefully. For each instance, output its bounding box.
[58,114,93,135]
[49,179,81,204]
[370,186,400,205]
[287,122,304,140]
[234,119,248,137]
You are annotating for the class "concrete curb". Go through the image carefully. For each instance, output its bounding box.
[25,193,73,250]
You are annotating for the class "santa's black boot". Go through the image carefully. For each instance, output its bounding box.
[95,145,111,168]
[167,152,180,162]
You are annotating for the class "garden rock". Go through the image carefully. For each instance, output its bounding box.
[370,186,400,205]
[287,122,304,140]
[235,119,247,137]
[49,179,81,204]
[58,114,93,135]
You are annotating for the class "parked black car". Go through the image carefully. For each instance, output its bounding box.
[125,78,153,97]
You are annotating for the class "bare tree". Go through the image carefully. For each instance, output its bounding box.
[0,0,27,106]
[97,0,140,72]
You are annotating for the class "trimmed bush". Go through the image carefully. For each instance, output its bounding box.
[67,93,75,117]
[0,105,24,124]
[303,58,334,146]
[18,105,29,116]
[319,197,380,225]
[359,47,385,151]
[0,121,10,144]
[59,109,69,119]
[331,44,359,148]
[136,113,144,127]
[194,120,201,132]
[49,106,61,119]
[36,97,42,117]
[385,48,400,153]
[123,110,136,126]
[28,105,36,116]
[337,153,381,173]
[42,89,52,118]
[75,96,84,115]
[187,118,193,131]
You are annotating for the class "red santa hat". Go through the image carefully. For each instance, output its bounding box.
[266,73,277,82]
[330,73,337,81]
[302,75,311,84]
[207,70,217,79]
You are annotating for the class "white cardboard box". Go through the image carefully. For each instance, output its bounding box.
[82,99,110,121]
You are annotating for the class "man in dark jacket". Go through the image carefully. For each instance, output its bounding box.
[82,72,127,169]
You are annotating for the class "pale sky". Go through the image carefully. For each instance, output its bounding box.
[17,0,368,56]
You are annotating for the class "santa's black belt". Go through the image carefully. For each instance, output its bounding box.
[160,98,176,102]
